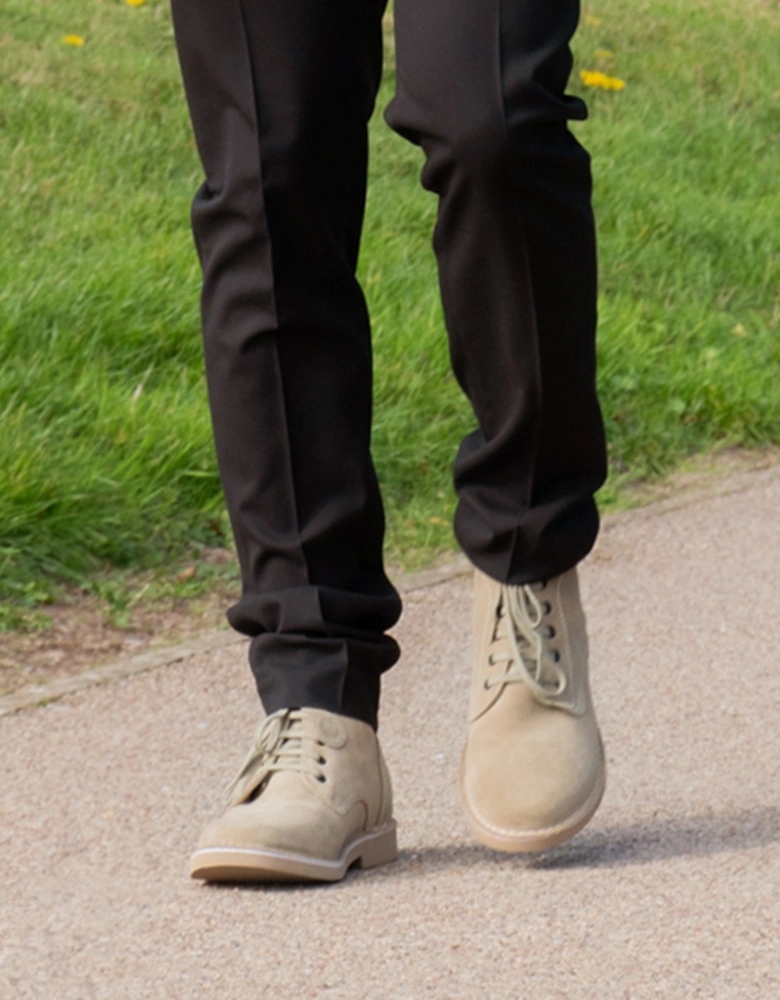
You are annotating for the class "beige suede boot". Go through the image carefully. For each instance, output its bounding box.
[190,707,397,882]
[460,567,606,852]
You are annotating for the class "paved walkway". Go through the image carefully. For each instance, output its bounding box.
[2,466,780,999]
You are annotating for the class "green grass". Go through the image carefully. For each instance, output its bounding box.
[1,0,779,624]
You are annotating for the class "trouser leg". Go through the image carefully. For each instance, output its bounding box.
[170,0,399,729]
[386,0,607,585]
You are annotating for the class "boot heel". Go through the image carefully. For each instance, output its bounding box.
[357,822,398,869]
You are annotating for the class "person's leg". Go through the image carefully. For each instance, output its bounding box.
[386,0,607,850]
[171,0,399,733]
[171,0,399,882]
[386,0,606,582]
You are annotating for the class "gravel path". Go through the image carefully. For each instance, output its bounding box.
[2,466,779,999]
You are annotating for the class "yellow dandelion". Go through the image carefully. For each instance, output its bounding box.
[126,0,147,6]
[584,14,603,27]
[62,34,85,46]
[580,69,625,91]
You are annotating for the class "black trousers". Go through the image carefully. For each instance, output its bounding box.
[170,0,607,729]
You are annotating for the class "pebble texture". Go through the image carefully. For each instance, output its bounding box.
[2,467,779,999]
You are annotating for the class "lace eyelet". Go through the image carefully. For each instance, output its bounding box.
[316,775,327,783]
[318,756,327,765]
[487,653,496,666]
[546,626,556,639]
[483,679,491,690]
[542,601,552,615]
[551,650,561,663]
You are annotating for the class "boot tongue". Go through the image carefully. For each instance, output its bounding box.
[225,709,306,806]
[256,714,319,802]
[277,715,305,757]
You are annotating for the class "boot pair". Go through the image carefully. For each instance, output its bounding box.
[190,566,605,882]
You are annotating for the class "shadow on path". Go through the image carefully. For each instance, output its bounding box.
[192,805,780,894]
[392,804,780,876]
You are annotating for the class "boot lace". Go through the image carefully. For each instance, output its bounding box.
[225,709,328,806]
[485,583,567,701]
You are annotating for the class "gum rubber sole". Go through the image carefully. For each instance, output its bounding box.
[460,758,607,854]
[189,820,398,883]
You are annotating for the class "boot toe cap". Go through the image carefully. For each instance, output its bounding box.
[461,710,605,851]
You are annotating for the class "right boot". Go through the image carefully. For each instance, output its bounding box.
[190,708,397,883]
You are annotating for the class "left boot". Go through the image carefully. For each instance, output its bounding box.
[460,567,606,852]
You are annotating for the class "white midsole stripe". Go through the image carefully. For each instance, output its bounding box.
[192,823,396,871]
